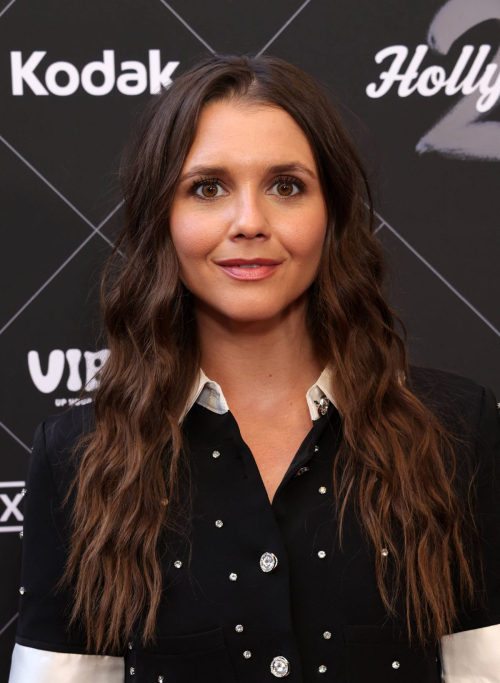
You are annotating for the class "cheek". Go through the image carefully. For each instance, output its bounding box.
[280,211,327,264]
[170,210,220,267]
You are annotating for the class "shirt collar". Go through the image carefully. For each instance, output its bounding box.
[180,365,337,424]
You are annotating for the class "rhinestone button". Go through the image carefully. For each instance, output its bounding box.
[243,650,252,658]
[392,661,400,669]
[314,445,319,452]
[158,677,164,682]
[229,573,238,581]
[19,531,23,539]
[323,631,331,639]
[260,551,278,573]
[270,655,290,677]
[130,667,135,675]
[319,486,327,494]
[294,466,310,477]
[381,548,389,557]
[19,587,26,595]
[128,641,134,649]
[174,560,182,568]
[21,488,27,497]
[212,450,220,458]
[319,664,327,673]
[235,624,244,632]
[318,550,326,559]
[215,520,223,528]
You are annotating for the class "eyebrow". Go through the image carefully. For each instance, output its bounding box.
[178,162,317,183]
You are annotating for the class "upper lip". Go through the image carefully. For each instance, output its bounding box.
[213,257,283,266]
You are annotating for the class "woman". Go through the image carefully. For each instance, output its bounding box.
[8,53,500,683]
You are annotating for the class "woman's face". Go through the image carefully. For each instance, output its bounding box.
[169,99,328,324]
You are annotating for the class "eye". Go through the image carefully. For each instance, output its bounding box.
[268,175,305,200]
[190,177,227,200]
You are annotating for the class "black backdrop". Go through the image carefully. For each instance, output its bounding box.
[1,0,499,676]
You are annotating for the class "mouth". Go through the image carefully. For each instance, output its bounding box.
[213,258,283,281]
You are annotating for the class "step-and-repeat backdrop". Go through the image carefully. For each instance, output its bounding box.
[0,0,498,676]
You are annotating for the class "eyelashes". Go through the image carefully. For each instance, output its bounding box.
[188,174,306,201]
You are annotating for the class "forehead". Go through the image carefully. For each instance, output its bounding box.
[182,100,316,172]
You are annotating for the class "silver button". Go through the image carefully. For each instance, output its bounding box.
[319,486,327,494]
[318,550,326,559]
[212,450,220,458]
[128,641,134,649]
[19,587,26,595]
[319,664,327,673]
[229,573,238,581]
[158,677,164,682]
[243,650,252,658]
[294,466,310,477]
[21,488,27,497]
[19,530,23,539]
[174,560,182,568]
[260,551,278,573]
[314,445,319,452]
[392,661,400,669]
[130,667,135,675]
[323,631,331,639]
[235,624,244,632]
[381,548,389,557]
[270,655,290,677]
[215,520,223,528]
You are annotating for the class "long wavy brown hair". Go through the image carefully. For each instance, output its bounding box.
[58,53,485,656]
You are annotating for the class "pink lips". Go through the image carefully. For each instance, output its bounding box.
[213,258,283,281]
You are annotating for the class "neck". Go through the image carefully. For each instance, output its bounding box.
[195,295,324,411]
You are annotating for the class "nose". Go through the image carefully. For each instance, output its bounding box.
[227,188,271,241]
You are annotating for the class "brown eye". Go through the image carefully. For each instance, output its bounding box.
[200,182,219,198]
[269,175,304,199]
[277,181,294,197]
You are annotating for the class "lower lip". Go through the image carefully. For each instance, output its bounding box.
[216,264,281,281]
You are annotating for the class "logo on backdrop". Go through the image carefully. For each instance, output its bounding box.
[0,482,25,534]
[28,349,109,404]
[366,0,500,160]
[10,50,179,96]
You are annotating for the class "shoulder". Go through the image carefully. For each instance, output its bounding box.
[33,401,96,502]
[407,363,487,433]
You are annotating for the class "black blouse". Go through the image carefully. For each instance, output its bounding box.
[8,363,500,683]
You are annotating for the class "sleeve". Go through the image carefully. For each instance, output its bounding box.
[7,419,125,683]
[439,384,500,682]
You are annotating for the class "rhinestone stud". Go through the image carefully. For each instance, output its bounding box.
[323,631,331,639]
[127,641,134,649]
[21,488,27,497]
[174,560,182,569]
[235,624,244,632]
[294,466,310,477]
[129,667,135,675]
[315,397,330,416]
[215,520,223,528]
[19,587,26,595]
[19,530,23,539]
[314,445,319,452]
[260,551,278,573]
[212,450,220,458]
[243,650,252,658]
[318,550,326,559]
[229,573,238,581]
[392,661,400,669]
[319,486,327,494]
[381,548,389,557]
[158,677,164,682]
[270,655,290,677]
[319,665,327,673]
